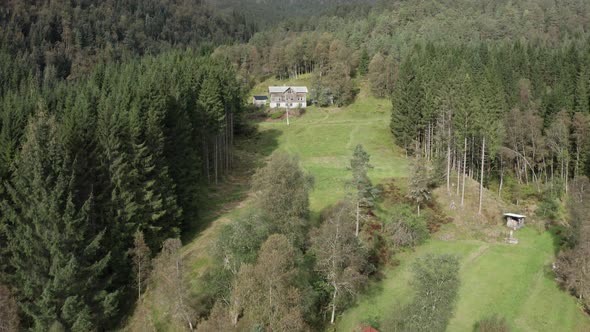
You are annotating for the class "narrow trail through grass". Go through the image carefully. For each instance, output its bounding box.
[337,227,590,332]
[129,79,590,332]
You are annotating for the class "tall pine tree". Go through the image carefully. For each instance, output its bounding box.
[1,112,118,331]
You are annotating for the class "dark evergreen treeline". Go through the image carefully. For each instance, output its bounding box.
[0,0,256,82]
[212,0,590,106]
[390,41,590,207]
[214,0,590,80]
[0,50,244,330]
[208,0,376,27]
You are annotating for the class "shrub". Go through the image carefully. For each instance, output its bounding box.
[554,177,590,310]
[289,108,305,116]
[474,315,511,332]
[535,185,563,221]
[536,198,560,220]
[384,254,460,332]
[385,204,429,249]
[269,110,284,119]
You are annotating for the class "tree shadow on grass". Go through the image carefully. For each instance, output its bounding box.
[181,128,282,243]
[547,225,567,256]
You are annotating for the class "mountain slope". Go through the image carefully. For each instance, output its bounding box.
[207,0,376,25]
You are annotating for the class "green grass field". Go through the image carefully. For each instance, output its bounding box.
[336,227,590,332]
[254,79,589,331]
[128,78,590,331]
[257,92,407,216]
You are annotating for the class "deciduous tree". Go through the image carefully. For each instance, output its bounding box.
[129,230,151,301]
[386,254,460,332]
[252,152,314,246]
[310,201,369,324]
[152,238,194,330]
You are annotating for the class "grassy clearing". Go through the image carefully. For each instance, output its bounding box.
[257,84,407,215]
[127,78,590,332]
[337,227,590,332]
[337,180,590,332]
[126,128,279,331]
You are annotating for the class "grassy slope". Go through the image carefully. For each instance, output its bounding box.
[337,227,590,332]
[130,77,590,331]
[255,79,408,216]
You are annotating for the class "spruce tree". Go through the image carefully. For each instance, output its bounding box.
[408,156,434,215]
[575,66,589,114]
[198,74,225,183]
[348,144,378,236]
[391,57,423,153]
[129,97,180,250]
[358,48,370,76]
[1,112,117,331]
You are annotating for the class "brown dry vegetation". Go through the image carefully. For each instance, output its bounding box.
[433,176,545,243]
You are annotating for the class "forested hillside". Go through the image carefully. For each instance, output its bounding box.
[2,0,590,331]
[207,0,376,26]
[214,0,590,105]
[0,50,244,331]
[0,0,256,82]
[0,1,252,330]
[200,0,590,330]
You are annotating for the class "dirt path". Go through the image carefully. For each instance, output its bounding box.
[182,190,255,261]
[463,244,490,266]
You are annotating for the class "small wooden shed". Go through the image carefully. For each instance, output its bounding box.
[252,95,268,107]
[504,213,526,230]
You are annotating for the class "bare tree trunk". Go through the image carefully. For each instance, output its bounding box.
[514,145,522,184]
[469,136,475,179]
[355,200,360,237]
[428,123,434,160]
[565,158,569,194]
[456,155,461,197]
[461,137,467,207]
[522,146,529,184]
[543,157,549,184]
[479,137,486,215]
[426,122,431,160]
[446,133,451,193]
[499,156,504,199]
[574,144,580,176]
[205,141,210,184]
[138,262,142,300]
[330,285,338,324]
[214,136,219,185]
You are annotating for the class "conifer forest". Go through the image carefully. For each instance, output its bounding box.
[1,1,590,331]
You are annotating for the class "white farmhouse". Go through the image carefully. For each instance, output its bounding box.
[268,86,308,108]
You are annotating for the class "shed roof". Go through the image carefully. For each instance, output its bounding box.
[253,95,268,100]
[269,86,308,93]
[504,213,526,219]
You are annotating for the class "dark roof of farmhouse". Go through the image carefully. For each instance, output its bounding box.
[269,86,309,93]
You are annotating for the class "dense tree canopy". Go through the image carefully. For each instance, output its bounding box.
[2,0,590,329]
[0,0,256,82]
[0,50,244,330]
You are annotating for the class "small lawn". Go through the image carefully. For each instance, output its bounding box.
[336,227,590,332]
[258,86,408,216]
